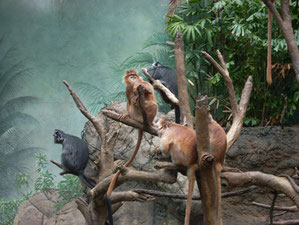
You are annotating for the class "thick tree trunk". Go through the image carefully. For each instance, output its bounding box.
[195,95,222,225]
[175,30,194,128]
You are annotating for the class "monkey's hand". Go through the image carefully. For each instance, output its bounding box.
[119,113,129,121]
[132,94,139,104]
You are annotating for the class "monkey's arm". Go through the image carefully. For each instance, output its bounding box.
[134,82,154,95]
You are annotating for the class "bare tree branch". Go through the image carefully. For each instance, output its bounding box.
[76,197,93,225]
[221,171,299,208]
[252,202,298,212]
[272,219,299,225]
[142,68,179,105]
[132,186,256,200]
[110,191,155,203]
[202,51,240,119]
[63,80,106,141]
[202,51,253,151]
[91,166,177,200]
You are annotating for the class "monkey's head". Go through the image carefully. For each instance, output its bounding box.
[156,119,171,136]
[123,70,142,86]
[147,62,164,79]
[53,129,64,144]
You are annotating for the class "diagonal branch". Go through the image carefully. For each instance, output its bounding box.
[202,51,240,117]
[90,166,177,200]
[202,51,253,151]
[63,80,106,141]
[142,68,179,105]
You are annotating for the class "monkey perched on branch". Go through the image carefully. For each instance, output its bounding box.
[51,129,95,189]
[156,119,227,225]
[105,70,158,225]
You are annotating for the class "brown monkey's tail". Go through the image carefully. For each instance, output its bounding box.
[266,1,273,85]
[106,129,143,196]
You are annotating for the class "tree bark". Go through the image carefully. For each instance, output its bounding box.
[175,30,194,128]
[195,95,222,225]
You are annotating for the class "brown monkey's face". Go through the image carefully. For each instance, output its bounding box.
[53,129,64,144]
[123,70,141,85]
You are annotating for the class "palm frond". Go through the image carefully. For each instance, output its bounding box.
[0,127,31,155]
[153,48,174,67]
[0,147,41,197]
[73,82,109,104]
[73,82,126,114]
[0,68,32,102]
[0,112,39,136]
[120,52,155,70]
[143,32,173,49]
[0,96,39,119]
[0,47,18,73]
[108,61,126,76]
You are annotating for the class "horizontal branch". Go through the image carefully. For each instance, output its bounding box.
[272,219,299,225]
[252,202,298,212]
[90,166,177,200]
[142,68,179,106]
[132,186,256,200]
[221,171,299,208]
[110,191,155,203]
[102,109,158,136]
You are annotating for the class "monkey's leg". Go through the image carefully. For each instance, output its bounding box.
[184,165,197,225]
[215,163,223,225]
[50,160,63,169]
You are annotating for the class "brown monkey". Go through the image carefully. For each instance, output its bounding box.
[156,119,226,225]
[106,70,157,196]
[267,0,275,85]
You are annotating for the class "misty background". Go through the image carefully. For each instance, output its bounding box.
[0,0,167,197]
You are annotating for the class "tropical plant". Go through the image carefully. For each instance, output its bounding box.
[0,37,41,197]
[165,0,299,126]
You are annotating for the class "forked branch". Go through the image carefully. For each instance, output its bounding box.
[202,51,253,151]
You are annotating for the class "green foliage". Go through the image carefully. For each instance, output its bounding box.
[0,154,84,225]
[165,0,299,126]
[34,153,55,192]
[54,175,83,211]
[0,199,21,225]
[0,172,31,225]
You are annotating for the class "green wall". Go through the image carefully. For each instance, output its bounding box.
[0,0,166,187]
